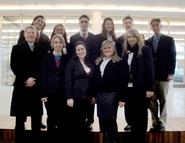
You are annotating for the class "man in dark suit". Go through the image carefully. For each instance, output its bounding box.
[69,15,98,129]
[145,18,176,132]
[69,15,98,63]
[10,25,47,143]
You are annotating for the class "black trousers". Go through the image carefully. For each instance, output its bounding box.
[46,96,66,143]
[124,98,132,126]
[87,103,95,125]
[66,98,91,143]
[99,118,118,143]
[126,88,149,143]
[15,115,41,143]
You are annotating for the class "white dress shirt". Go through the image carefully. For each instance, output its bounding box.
[100,57,111,77]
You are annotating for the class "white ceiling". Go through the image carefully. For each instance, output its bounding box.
[0,0,185,7]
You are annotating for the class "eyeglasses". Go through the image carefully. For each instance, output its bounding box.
[80,20,89,23]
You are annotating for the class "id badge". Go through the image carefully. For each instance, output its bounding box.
[128,82,133,87]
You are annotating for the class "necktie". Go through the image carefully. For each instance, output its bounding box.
[153,36,159,53]
[30,44,34,51]
[82,32,87,41]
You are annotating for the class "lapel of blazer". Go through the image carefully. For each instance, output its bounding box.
[22,41,33,54]
[156,34,164,53]
[50,53,58,70]
[102,60,112,78]
[149,36,156,55]
[76,59,87,75]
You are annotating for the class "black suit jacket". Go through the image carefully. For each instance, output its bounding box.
[10,41,47,116]
[116,34,125,57]
[41,53,69,98]
[145,34,176,81]
[93,59,128,102]
[65,59,94,99]
[69,32,98,63]
[122,46,155,93]
[95,33,117,57]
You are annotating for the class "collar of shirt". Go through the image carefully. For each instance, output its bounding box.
[80,31,89,38]
[153,34,161,40]
[28,42,34,47]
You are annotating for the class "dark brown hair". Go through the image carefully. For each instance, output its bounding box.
[123,16,133,22]
[101,17,116,41]
[79,15,90,21]
[31,15,46,31]
[73,41,90,65]
[50,24,67,43]
[150,18,161,25]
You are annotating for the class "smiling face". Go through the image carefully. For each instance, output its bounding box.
[102,44,114,58]
[123,19,133,31]
[54,25,65,36]
[76,44,87,59]
[104,20,114,32]
[24,27,37,43]
[126,32,138,46]
[33,17,45,31]
[53,37,64,53]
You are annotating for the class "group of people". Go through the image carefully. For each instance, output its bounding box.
[10,14,176,143]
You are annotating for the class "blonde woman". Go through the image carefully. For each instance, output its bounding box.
[94,40,128,143]
[122,29,154,143]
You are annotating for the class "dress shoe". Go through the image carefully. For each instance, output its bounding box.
[40,122,46,129]
[124,124,131,131]
[150,124,165,132]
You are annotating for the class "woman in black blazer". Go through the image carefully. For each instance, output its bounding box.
[65,41,95,143]
[96,17,116,56]
[94,40,128,143]
[121,29,154,143]
[41,34,69,142]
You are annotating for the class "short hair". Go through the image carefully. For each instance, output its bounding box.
[79,15,90,21]
[123,16,133,22]
[24,25,37,33]
[50,34,66,50]
[150,18,161,25]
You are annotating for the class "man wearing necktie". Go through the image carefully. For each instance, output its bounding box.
[145,18,176,132]
[152,35,160,53]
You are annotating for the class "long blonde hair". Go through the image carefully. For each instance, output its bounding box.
[123,28,144,57]
[95,40,121,65]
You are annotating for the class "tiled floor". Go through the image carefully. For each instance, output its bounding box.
[0,85,185,131]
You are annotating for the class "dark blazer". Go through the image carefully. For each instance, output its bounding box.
[65,59,94,99]
[122,46,155,92]
[41,53,69,98]
[93,59,128,101]
[116,34,125,57]
[94,59,128,119]
[10,41,47,116]
[95,33,117,57]
[69,32,98,63]
[145,34,176,81]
